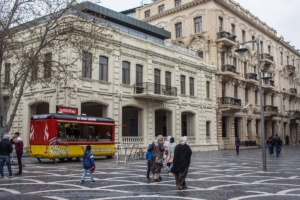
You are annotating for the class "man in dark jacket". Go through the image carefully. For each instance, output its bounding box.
[235,137,241,155]
[10,132,24,175]
[0,134,14,178]
[273,134,281,157]
[80,145,95,183]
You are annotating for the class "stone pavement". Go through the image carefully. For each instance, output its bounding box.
[0,146,300,200]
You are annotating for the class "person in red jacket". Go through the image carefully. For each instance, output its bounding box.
[10,132,23,175]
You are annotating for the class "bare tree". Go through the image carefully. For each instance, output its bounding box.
[0,0,113,138]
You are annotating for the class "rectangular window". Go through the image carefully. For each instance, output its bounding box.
[206,81,210,99]
[222,82,226,97]
[175,0,181,7]
[145,10,150,18]
[231,24,235,35]
[154,69,161,94]
[255,91,258,104]
[122,61,130,84]
[218,17,223,32]
[190,77,194,96]
[221,52,225,66]
[263,94,266,105]
[260,41,263,53]
[233,57,237,67]
[82,52,92,78]
[254,66,257,74]
[287,56,289,65]
[206,121,210,137]
[99,56,108,81]
[234,85,238,98]
[180,75,185,95]
[158,5,164,13]
[136,65,143,84]
[44,53,52,79]
[280,52,283,65]
[245,89,248,103]
[4,63,10,85]
[194,17,203,33]
[271,96,274,106]
[197,51,203,59]
[252,36,255,50]
[31,57,38,82]
[292,59,295,66]
[242,30,246,43]
[165,72,171,86]
[244,62,247,76]
[175,23,182,38]
[268,45,271,55]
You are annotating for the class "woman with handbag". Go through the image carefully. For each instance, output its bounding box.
[148,135,165,182]
[167,137,176,176]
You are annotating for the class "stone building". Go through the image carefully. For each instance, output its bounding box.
[2,2,218,151]
[134,0,300,149]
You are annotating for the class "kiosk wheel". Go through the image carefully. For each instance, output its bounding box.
[67,158,73,161]
[37,158,42,163]
[58,158,65,162]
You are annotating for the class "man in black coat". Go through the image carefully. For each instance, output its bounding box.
[272,134,281,157]
[0,134,14,178]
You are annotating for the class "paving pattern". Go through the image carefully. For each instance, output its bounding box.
[0,146,300,200]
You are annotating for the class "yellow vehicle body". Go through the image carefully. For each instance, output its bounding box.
[30,144,115,159]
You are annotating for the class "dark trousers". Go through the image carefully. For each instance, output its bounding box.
[147,160,150,178]
[236,146,239,155]
[175,167,189,187]
[16,153,22,174]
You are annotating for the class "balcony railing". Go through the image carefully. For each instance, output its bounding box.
[245,73,257,81]
[287,110,300,117]
[219,97,242,106]
[217,31,236,42]
[134,82,177,97]
[286,65,296,73]
[260,53,274,62]
[264,105,278,113]
[221,65,237,73]
[290,88,297,94]
[122,136,144,144]
[262,78,275,87]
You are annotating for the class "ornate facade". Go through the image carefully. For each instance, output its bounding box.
[135,0,300,149]
[3,3,218,151]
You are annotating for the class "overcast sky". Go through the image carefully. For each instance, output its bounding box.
[100,0,300,50]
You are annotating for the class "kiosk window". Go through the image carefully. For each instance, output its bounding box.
[58,122,112,142]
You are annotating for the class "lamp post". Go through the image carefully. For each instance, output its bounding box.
[236,38,267,172]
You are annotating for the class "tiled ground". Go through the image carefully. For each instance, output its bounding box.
[0,146,300,200]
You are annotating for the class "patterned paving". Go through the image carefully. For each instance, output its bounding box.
[0,146,300,200]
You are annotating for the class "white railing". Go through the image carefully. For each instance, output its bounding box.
[122,136,144,144]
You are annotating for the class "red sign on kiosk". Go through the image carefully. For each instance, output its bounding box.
[56,106,78,115]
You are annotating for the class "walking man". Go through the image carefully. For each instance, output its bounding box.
[273,134,281,157]
[285,135,289,145]
[235,137,240,155]
[0,134,14,178]
[10,132,24,175]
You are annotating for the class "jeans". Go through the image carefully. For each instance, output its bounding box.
[16,153,22,174]
[81,168,94,181]
[268,145,273,155]
[236,146,239,155]
[147,160,150,178]
[0,155,13,176]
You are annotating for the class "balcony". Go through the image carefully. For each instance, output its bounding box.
[219,65,237,77]
[216,31,237,46]
[264,105,278,117]
[262,77,274,88]
[245,73,258,83]
[286,65,296,75]
[287,110,300,119]
[260,53,274,65]
[133,82,178,101]
[290,88,297,95]
[218,97,242,113]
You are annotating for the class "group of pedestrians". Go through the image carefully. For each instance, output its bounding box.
[267,134,283,157]
[146,135,192,190]
[0,132,24,178]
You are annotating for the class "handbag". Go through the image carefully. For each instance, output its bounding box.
[164,149,168,155]
[155,157,163,164]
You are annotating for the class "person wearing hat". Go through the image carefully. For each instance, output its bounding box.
[10,132,24,175]
[0,134,14,178]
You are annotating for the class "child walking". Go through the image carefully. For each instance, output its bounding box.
[146,143,153,181]
[80,145,96,183]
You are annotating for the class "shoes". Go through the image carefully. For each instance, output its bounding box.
[154,179,159,182]
[14,173,22,176]
[146,177,151,181]
[177,184,183,190]
[80,180,85,183]
[91,180,96,183]
[8,175,14,178]
[169,172,173,176]
[183,185,187,189]
[158,176,162,181]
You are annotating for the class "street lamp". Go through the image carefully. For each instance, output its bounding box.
[235,38,267,172]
